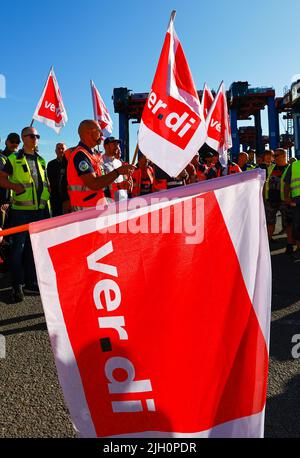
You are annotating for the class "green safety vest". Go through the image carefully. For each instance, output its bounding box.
[265,163,289,201]
[290,160,300,198]
[8,151,50,210]
[246,164,256,171]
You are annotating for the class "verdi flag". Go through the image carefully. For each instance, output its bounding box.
[32,66,68,133]
[30,169,271,438]
[201,83,214,119]
[206,81,232,167]
[138,11,207,177]
[90,80,113,138]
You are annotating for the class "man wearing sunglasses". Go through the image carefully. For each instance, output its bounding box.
[0,126,50,302]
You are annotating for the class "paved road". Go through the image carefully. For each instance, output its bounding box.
[0,231,299,438]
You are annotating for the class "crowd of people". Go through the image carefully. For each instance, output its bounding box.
[0,119,300,302]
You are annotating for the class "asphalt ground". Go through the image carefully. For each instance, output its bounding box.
[0,219,299,438]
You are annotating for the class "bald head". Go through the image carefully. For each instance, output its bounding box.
[78,120,103,148]
[55,142,66,160]
[78,120,99,136]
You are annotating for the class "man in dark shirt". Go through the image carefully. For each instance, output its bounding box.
[47,143,67,216]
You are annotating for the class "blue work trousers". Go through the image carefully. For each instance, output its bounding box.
[9,209,49,287]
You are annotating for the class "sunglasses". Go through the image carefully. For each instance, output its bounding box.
[24,134,40,139]
[9,141,20,145]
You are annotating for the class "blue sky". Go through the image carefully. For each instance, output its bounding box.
[1,0,300,162]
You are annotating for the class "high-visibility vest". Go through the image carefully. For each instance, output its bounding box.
[8,151,50,210]
[132,166,154,197]
[290,160,300,198]
[265,163,289,201]
[67,144,106,208]
[64,147,75,162]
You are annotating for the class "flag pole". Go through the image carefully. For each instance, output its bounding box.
[170,10,176,22]
[91,79,101,154]
[131,144,139,165]
[0,224,29,237]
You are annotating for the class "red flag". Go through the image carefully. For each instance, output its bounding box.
[90,80,113,138]
[32,67,68,133]
[201,83,214,119]
[206,82,232,166]
[138,11,207,177]
[30,170,270,438]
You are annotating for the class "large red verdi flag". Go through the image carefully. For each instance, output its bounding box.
[32,66,68,133]
[138,11,207,177]
[30,169,271,438]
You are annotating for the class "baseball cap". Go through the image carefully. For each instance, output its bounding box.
[6,132,20,144]
[104,136,121,145]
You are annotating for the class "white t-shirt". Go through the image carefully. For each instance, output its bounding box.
[102,155,128,201]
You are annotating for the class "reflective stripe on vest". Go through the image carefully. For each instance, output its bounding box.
[8,152,50,210]
[290,160,300,198]
[67,145,106,208]
[265,163,289,201]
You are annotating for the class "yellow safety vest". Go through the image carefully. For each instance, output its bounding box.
[8,151,50,210]
[290,160,300,199]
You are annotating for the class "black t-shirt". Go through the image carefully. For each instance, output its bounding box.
[268,165,288,203]
[47,158,66,202]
